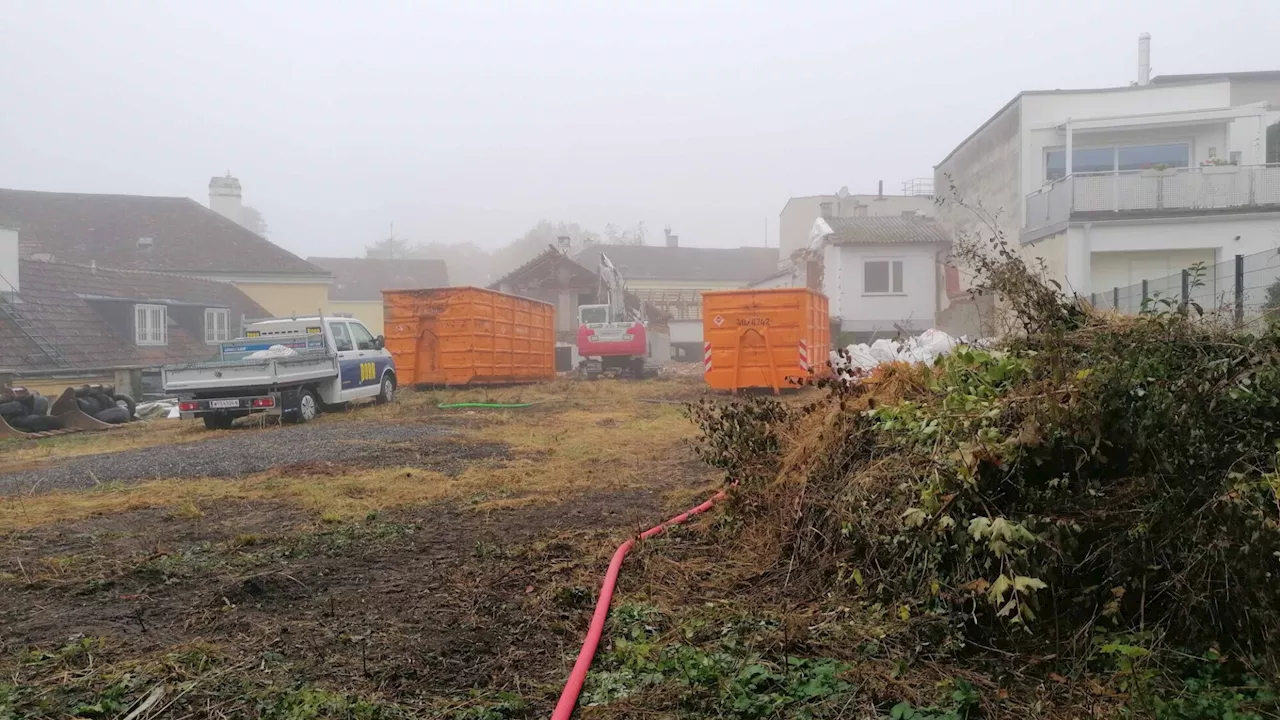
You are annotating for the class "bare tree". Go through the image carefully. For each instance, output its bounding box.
[365,228,413,259]
[241,205,269,236]
[604,220,647,245]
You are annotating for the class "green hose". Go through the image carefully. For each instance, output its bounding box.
[436,401,539,409]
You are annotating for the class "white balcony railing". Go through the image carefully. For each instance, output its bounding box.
[1024,164,1280,232]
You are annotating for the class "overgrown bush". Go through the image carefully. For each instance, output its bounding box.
[693,239,1280,663]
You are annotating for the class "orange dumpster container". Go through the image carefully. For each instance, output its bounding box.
[701,287,830,393]
[383,287,555,386]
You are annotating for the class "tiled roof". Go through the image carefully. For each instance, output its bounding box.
[0,188,326,276]
[490,246,670,325]
[823,216,950,246]
[572,244,779,283]
[0,259,269,372]
[307,257,449,301]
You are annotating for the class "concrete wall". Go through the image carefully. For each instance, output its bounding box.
[780,196,832,260]
[935,98,1023,261]
[1090,249,1217,292]
[232,281,330,319]
[669,319,702,344]
[329,300,385,335]
[826,244,943,334]
[1023,230,1069,289]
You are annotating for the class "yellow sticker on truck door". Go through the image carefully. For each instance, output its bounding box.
[360,362,377,382]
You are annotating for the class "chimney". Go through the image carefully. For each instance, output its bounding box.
[664,225,679,248]
[819,201,833,219]
[209,173,243,225]
[0,225,18,293]
[877,180,884,199]
[1137,33,1151,86]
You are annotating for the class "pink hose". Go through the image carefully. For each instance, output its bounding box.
[550,487,730,720]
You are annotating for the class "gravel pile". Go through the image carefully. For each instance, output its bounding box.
[0,422,451,496]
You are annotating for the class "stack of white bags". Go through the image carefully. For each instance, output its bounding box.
[829,329,962,380]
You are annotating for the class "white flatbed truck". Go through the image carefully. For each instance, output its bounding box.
[162,315,397,430]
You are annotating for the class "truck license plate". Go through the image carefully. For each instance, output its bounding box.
[209,399,240,409]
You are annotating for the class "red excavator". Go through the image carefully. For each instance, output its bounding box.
[576,252,649,379]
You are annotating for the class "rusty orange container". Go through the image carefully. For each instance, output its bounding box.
[701,287,830,393]
[383,287,555,386]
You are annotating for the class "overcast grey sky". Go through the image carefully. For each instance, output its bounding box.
[2,0,1278,258]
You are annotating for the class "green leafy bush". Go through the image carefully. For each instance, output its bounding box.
[695,243,1280,661]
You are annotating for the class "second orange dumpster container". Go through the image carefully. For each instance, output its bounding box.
[383,287,555,386]
[701,287,830,393]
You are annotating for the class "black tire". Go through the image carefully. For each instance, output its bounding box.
[287,388,319,424]
[112,393,137,420]
[75,397,95,414]
[10,414,65,432]
[0,400,25,419]
[31,395,50,416]
[93,407,130,424]
[91,394,114,413]
[203,413,236,430]
[376,373,396,404]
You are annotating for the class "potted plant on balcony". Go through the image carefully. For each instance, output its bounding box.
[1200,156,1239,175]
[1140,163,1178,178]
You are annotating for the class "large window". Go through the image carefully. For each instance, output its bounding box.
[1045,142,1190,181]
[864,260,904,295]
[135,304,167,346]
[204,308,229,344]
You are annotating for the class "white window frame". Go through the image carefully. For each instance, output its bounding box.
[863,259,905,295]
[204,307,230,344]
[135,303,168,346]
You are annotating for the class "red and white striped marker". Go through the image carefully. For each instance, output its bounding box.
[798,339,809,372]
[703,342,713,373]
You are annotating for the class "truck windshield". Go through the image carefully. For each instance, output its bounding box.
[580,306,609,325]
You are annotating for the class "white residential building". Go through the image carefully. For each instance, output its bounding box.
[935,41,1280,299]
[779,182,936,261]
[756,211,950,341]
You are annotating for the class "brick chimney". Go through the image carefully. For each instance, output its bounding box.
[209,173,242,225]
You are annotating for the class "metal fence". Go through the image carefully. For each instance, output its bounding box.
[1089,247,1280,323]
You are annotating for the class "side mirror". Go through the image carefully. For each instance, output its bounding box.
[375,335,385,350]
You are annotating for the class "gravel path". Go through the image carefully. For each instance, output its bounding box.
[0,422,451,496]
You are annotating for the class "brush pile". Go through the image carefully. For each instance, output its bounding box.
[691,248,1280,663]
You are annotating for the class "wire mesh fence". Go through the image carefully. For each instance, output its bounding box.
[1089,247,1280,326]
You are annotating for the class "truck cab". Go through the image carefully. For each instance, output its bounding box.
[163,315,397,429]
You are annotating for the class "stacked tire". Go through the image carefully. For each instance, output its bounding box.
[0,390,65,433]
[72,385,137,425]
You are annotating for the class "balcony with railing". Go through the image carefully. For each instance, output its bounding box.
[1023,164,1280,236]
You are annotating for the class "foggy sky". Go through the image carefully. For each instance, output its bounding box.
[3,0,1278,260]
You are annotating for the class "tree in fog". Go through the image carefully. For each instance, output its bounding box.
[490,220,600,278]
[365,231,413,260]
[412,241,493,286]
[241,205,269,237]
[603,221,647,245]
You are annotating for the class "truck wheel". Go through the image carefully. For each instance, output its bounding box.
[376,374,396,404]
[203,413,235,430]
[289,389,319,424]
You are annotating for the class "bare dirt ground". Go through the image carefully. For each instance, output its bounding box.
[0,379,719,718]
